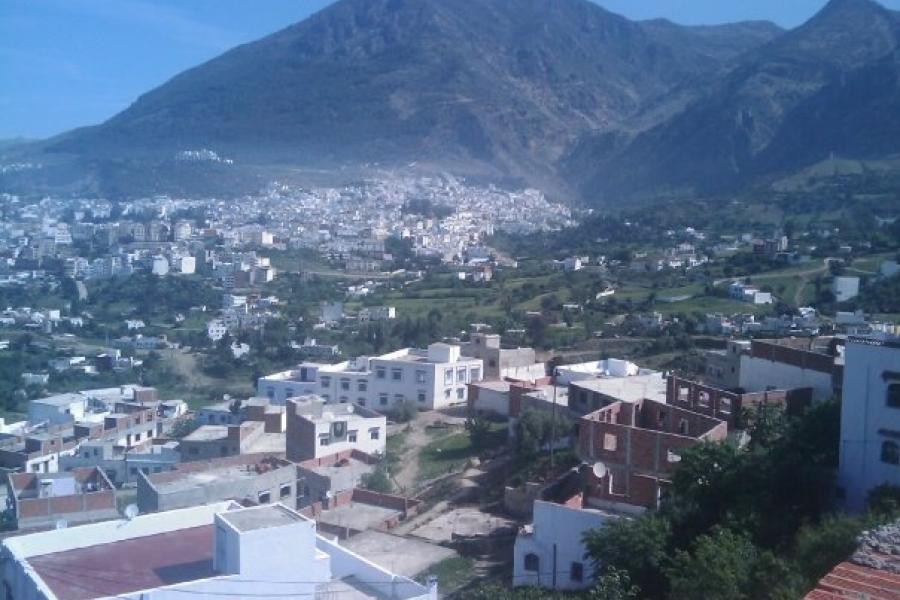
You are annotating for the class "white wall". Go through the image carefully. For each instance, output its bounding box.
[313,412,387,458]
[838,340,900,512]
[739,355,834,402]
[513,500,614,591]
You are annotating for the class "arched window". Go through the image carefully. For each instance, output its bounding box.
[888,384,900,409]
[524,553,540,572]
[882,441,900,465]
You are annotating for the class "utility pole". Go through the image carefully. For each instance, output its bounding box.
[550,374,557,469]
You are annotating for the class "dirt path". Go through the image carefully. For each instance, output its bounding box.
[391,411,466,494]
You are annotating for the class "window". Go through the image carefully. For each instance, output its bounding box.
[280,484,291,499]
[720,397,732,414]
[286,388,295,399]
[888,384,900,409]
[349,430,358,443]
[357,398,366,406]
[445,369,454,386]
[524,553,540,572]
[322,394,330,402]
[678,419,689,436]
[319,435,330,447]
[882,441,900,465]
[456,388,465,400]
[457,367,467,383]
[580,391,588,405]
[135,433,141,442]
[470,367,481,381]
[678,386,689,402]
[340,379,350,391]
[570,562,584,583]
[416,370,426,384]
[258,491,271,504]
[340,396,348,404]
[603,434,617,451]
[418,391,427,403]
[394,394,405,404]
[130,467,138,475]
[358,380,368,392]
[392,368,403,381]
[376,367,386,379]
[369,428,380,440]
[657,410,667,427]
[267,387,275,399]
[489,359,497,368]
[379,394,388,406]
[320,376,331,388]
[698,391,710,408]
[444,388,452,398]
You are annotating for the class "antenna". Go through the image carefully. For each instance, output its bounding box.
[592,462,607,479]
[124,504,139,520]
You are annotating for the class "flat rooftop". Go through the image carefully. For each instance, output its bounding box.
[304,457,375,491]
[317,502,400,532]
[182,425,228,442]
[220,504,303,532]
[149,456,291,494]
[570,373,667,404]
[28,525,215,600]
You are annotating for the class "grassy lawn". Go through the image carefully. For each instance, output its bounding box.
[659,296,770,316]
[417,423,506,485]
[415,556,476,597]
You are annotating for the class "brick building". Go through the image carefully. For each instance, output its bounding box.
[578,398,727,510]
[6,467,117,530]
[666,375,812,430]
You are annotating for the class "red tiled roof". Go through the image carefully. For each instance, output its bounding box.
[28,525,215,600]
[805,560,900,599]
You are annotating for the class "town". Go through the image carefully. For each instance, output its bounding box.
[0,172,898,598]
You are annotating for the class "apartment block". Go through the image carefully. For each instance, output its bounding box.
[258,343,483,411]
[838,337,900,511]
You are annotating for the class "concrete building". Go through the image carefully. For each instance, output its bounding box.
[567,372,667,416]
[137,454,297,514]
[514,471,623,591]
[196,400,243,426]
[286,397,386,462]
[838,337,900,512]
[578,398,727,510]
[178,421,283,462]
[459,332,545,381]
[554,358,657,386]
[736,339,841,402]
[59,440,180,486]
[259,343,483,411]
[833,276,861,303]
[295,450,379,511]
[0,502,436,600]
[6,467,117,530]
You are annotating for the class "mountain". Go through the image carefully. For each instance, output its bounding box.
[2,0,781,200]
[572,0,900,200]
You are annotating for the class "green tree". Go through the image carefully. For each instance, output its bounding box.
[360,468,393,494]
[583,515,671,599]
[792,516,868,587]
[666,528,757,600]
[465,416,494,450]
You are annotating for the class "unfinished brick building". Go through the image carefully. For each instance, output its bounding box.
[578,398,727,510]
[666,375,812,430]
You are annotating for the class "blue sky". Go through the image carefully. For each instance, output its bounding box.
[2,0,899,140]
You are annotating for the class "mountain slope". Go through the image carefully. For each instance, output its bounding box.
[17,0,780,199]
[573,0,900,200]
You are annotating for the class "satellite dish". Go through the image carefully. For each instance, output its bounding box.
[592,462,607,479]
[124,504,139,520]
[55,519,68,530]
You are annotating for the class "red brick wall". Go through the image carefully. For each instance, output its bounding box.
[751,340,835,374]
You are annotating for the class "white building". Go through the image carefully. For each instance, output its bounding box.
[207,319,228,342]
[287,396,387,460]
[151,256,169,276]
[833,276,861,303]
[259,343,483,411]
[514,497,621,591]
[0,502,436,600]
[554,358,657,387]
[838,337,900,512]
[174,256,196,275]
